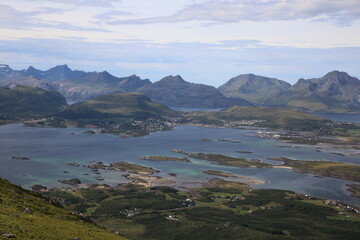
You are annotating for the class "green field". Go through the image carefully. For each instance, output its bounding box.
[40,179,360,240]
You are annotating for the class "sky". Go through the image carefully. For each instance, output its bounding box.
[0,0,359,86]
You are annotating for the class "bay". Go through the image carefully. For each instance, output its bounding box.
[0,123,359,206]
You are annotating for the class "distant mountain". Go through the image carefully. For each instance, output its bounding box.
[0,76,57,91]
[266,71,360,112]
[0,64,151,102]
[58,92,176,119]
[0,64,84,81]
[56,72,151,102]
[218,74,291,105]
[137,75,252,108]
[117,74,152,92]
[0,85,67,116]
[0,65,250,108]
[41,64,85,81]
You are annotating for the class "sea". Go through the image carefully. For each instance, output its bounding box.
[0,121,359,206]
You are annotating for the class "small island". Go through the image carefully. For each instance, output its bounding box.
[201,138,212,141]
[58,178,82,185]
[202,170,267,185]
[268,157,360,182]
[67,162,80,167]
[347,184,360,199]
[218,139,242,143]
[82,130,96,135]
[140,156,191,163]
[11,156,30,160]
[176,150,271,168]
[86,161,157,174]
[236,150,253,154]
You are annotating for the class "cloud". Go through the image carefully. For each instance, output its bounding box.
[109,0,360,25]
[93,10,132,23]
[0,4,35,29]
[0,4,110,32]
[44,22,112,32]
[38,0,122,8]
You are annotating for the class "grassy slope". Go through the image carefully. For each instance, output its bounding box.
[58,92,176,119]
[0,178,126,240]
[0,85,67,116]
[190,106,330,131]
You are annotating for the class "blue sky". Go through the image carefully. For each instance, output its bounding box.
[0,0,359,86]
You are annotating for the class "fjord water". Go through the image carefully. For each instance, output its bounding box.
[0,124,359,206]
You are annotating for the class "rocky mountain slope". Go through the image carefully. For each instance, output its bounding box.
[0,65,251,108]
[266,71,360,112]
[218,74,291,105]
[0,64,151,102]
[137,75,252,108]
[2,64,359,112]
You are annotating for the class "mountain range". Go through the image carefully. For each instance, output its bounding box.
[265,71,360,112]
[1,64,359,112]
[219,71,360,112]
[136,75,251,108]
[0,64,248,108]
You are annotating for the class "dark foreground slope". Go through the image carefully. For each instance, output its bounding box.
[0,85,67,116]
[0,178,126,240]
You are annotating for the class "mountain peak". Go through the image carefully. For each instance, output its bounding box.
[0,64,10,69]
[46,64,73,74]
[218,73,291,105]
[160,75,186,83]
[323,70,350,80]
[27,66,36,70]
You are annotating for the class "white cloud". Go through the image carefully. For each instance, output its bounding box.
[39,0,122,8]
[93,10,132,23]
[0,4,35,28]
[110,0,360,25]
[0,3,110,32]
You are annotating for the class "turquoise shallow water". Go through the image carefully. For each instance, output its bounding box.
[0,123,359,206]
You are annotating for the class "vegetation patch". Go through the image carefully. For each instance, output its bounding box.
[141,156,191,163]
[269,157,360,182]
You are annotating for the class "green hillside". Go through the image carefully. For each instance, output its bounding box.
[190,106,331,131]
[58,92,176,120]
[0,178,126,240]
[0,85,67,116]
